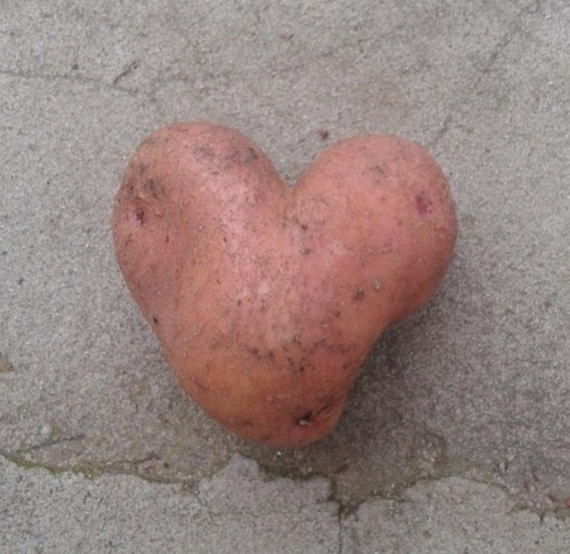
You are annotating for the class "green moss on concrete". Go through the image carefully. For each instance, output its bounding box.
[2,451,101,480]
[0,354,15,373]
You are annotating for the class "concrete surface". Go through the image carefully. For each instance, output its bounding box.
[1,0,569,552]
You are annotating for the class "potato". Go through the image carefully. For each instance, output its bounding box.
[112,122,456,446]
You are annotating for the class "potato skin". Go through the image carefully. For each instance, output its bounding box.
[112,122,456,446]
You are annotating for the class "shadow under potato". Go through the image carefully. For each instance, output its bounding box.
[233,304,452,503]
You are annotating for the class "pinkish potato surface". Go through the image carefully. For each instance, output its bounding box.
[112,122,456,446]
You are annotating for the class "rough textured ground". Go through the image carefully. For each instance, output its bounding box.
[1,0,569,552]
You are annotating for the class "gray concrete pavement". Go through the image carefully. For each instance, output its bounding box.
[1,0,569,552]
[3,453,570,553]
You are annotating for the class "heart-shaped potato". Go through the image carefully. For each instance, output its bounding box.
[112,122,456,446]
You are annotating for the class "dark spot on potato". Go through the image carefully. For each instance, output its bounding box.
[296,411,313,426]
[246,147,259,162]
[193,145,215,161]
[316,398,335,414]
[369,164,387,178]
[249,348,276,362]
[378,243,394,253]
[237,299,242,306]
[192,380,206,392]
[301,247,312,256]
[353,286,365,300]
[137,162,149,175]
[300,223,309,232]
[335,310,342,318]
[143,178,162,199]
[135,207,145,225]
[307,339,327,355]
[152,315,159,324]
[415,193,433,216]
[140,135,160,148]
[248,347,261,359]
[222,147,259,169]
[239,420,254,428]
[223,236,228,243]
[165,235,170,244]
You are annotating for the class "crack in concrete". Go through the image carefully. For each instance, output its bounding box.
[112,60,140,87]
[2,443,568,537]
[0,67,97,85]
[0,449,184,485]
[0,447,347,545]
[0,64,171,126]
[337,505,344,554]
[427,0,542,150]
[477,0,541,78]
[18,433,86,453]
[0,67,142,96]
[427,114,453,150]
